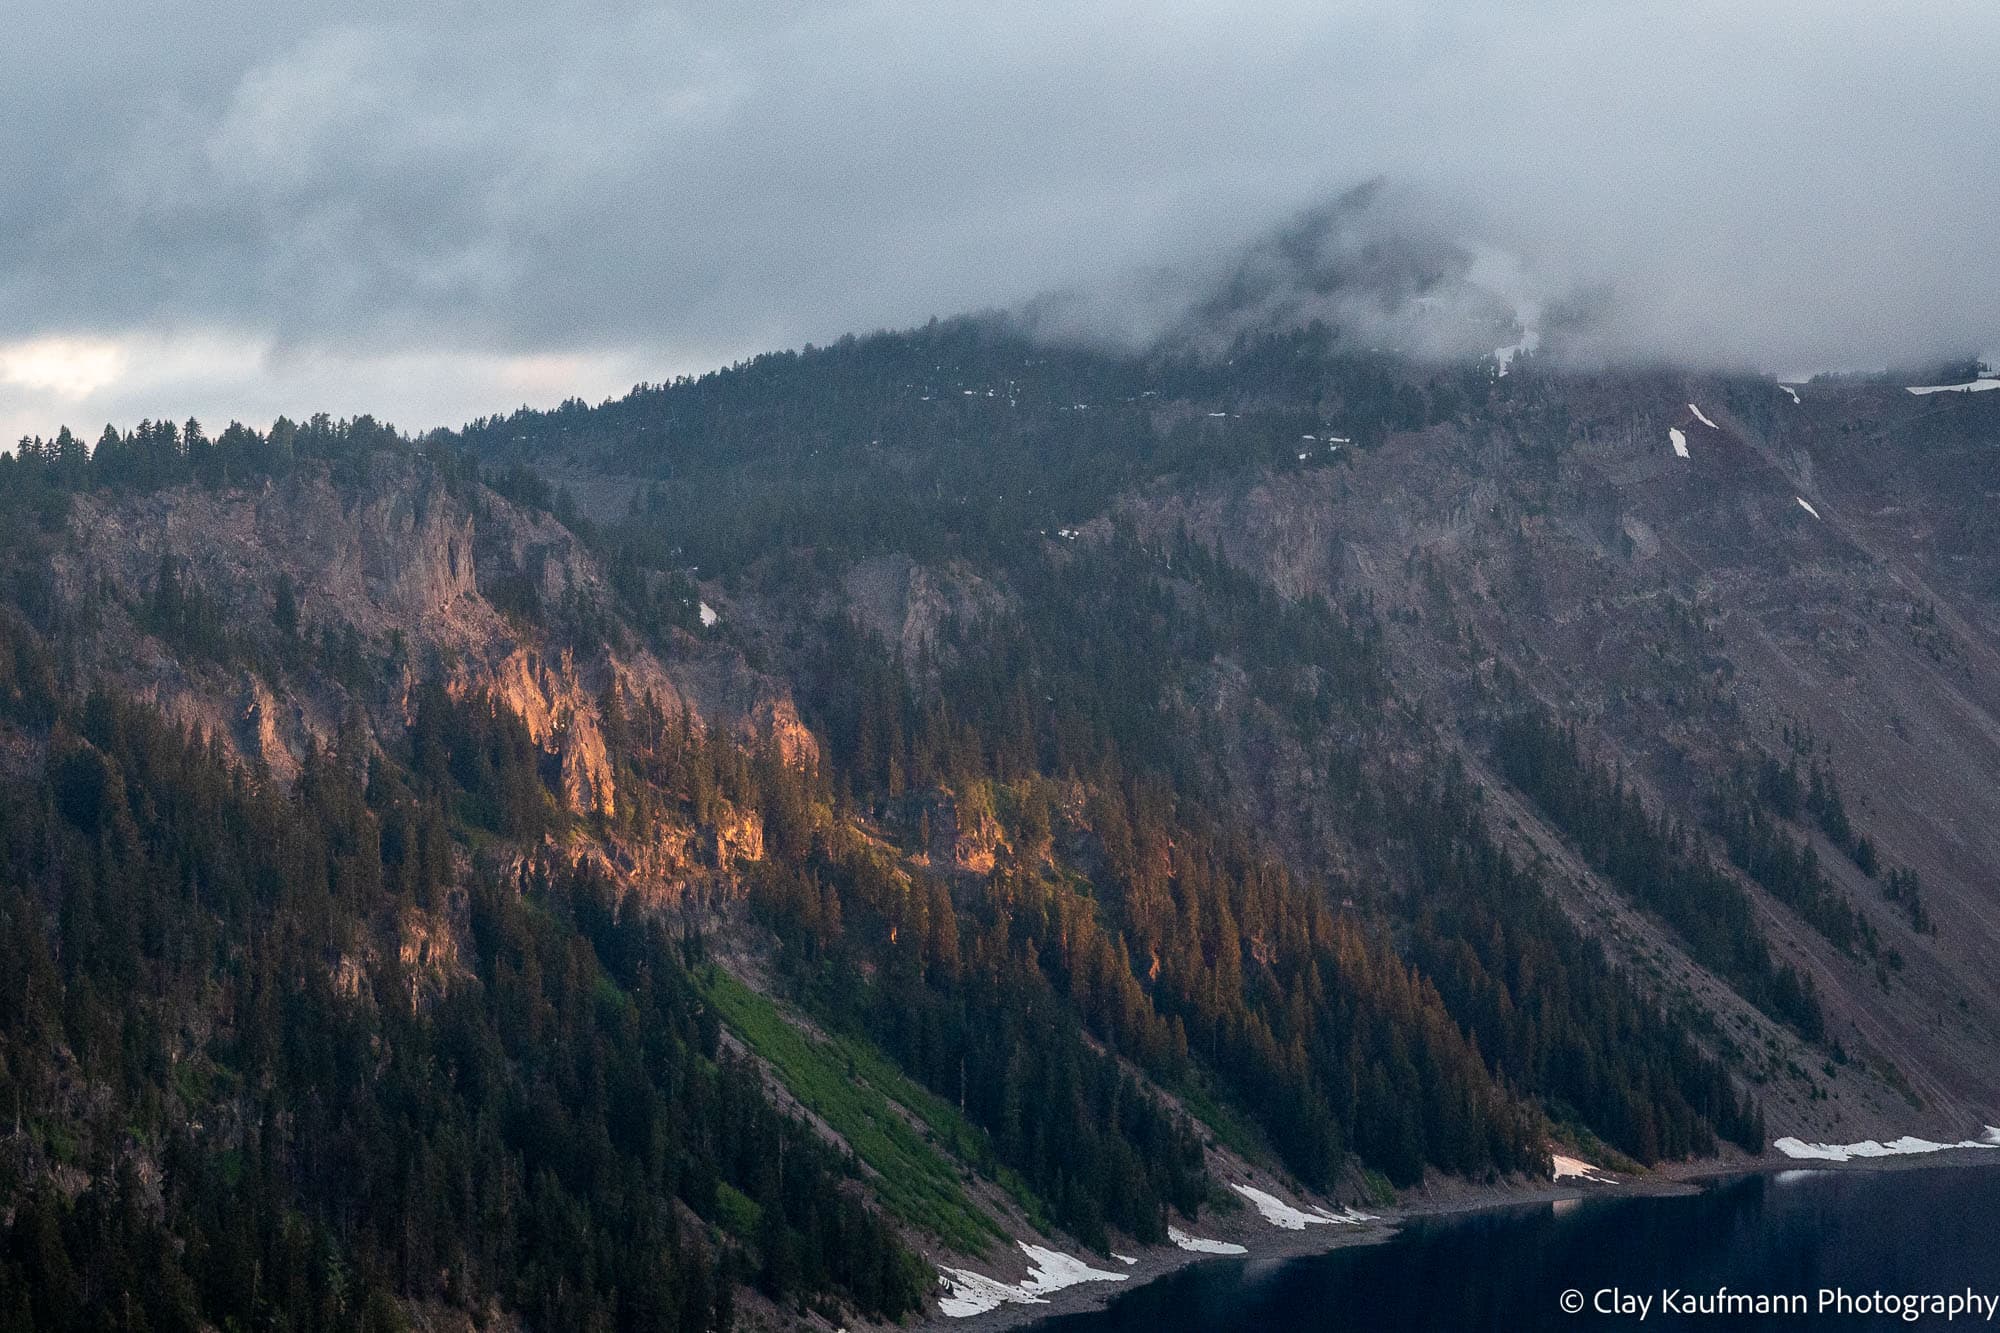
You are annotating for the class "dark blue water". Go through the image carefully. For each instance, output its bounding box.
[1037,1166,2000,1330]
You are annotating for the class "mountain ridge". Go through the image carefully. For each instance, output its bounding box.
[4,320,1999,1329]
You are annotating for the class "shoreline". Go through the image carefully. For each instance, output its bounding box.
[914,1145,2000,1331]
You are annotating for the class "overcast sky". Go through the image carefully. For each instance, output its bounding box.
[4,0,1998,444]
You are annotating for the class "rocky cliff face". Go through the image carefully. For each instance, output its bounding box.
[843,553,1011,675]
[1104,374,2000,1140]
[922,783,1009,875]
[481,646,618,815]
[63,456,477,646]
[45,453,808,850]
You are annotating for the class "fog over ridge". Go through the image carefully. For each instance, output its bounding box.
[3,0,1996,442]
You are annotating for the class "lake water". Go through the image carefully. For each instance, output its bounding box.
[1035,1165,2000,1330]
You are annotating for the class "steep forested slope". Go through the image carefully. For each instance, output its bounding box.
[455,317,2000,1139]
[4,322,1998,1329]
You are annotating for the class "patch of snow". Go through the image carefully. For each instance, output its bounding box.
[1113,1253,1138,1267]
[1018,1244,1128,1297]
[1168,1226,1247,1255]
[1470,244,1543,378]
[1779,385,1801,404]
[1770,1139,1858,1162]
[1297,451,1310,461]
[935,1244,1127,1318]
[1494,324,1542,376]
[1668,428,1690,459]
[698,601,718,628]
[1552,1153,1613,1183]
[1230,1183,1352,1230]
[1773,1134,2000,1163]
[1494,338,1537,376]
[937,1267,1036,1317]
[1907,379,2000,395]
[1688,403,1720,429]
[1796,497,1821,520]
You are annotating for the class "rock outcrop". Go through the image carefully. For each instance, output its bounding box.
[48,453,808,828]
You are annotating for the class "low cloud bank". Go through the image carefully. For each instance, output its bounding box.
[5,1,1996,441]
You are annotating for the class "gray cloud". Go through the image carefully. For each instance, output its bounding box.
[4,0,1998,441]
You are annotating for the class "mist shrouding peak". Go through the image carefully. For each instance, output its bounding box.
[1016,168,1996,378]
[1015,182,1555,369]
[3,0,1997,442]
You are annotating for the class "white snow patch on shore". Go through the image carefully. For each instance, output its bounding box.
[1552,1154,1613,1183]
[1774,1134,2000,1162]
[1780,385,1801,404]
[1907,379,2000,395]
[1796,497,1821,520]
[936,1244,1127,1317]
[1689,403,1720,429]
[937,1267,1036,1317]
[1231,1183,1354,1230]
[698,601,718,628]
[1019,1245,1128,1297]
[1770,1139,1850,1161]
[1169,1226,1247,1255]
[1668,428,1689,458]
[1112,1253,1138,1266]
